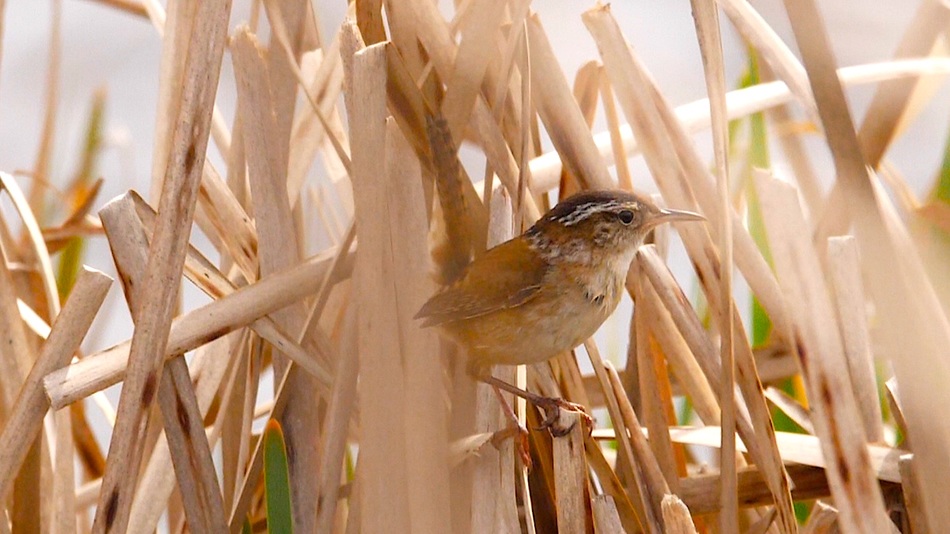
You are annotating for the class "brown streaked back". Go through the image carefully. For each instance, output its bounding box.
[415,237,549,327]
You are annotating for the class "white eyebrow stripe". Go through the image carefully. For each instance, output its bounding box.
[557,200,624,226]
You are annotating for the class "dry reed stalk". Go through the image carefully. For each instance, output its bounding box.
[688,2,738,530]
[568,61,608,198]
[450,433,496,467]
[219,331,250,516]
[232,25,324,530]
[637,246,795,531]
[899,455,929,534]
[715,0,814,118]
[526,57,950,197]
[637,279,720,426]
[102,193,225,533]
[276,225,354,528]
[552,412,589,534]
[0,172,60,321]
[658,426,904,483]
[519,388,557,532]
[129,192,320,375]
[264,1,351,181]
[347,44,412,534]
[605,361,667,533]
[261,0,316,168]
[598,69,633,191]
[526,14,612,191]
[152,362,227,533]
[287,41,349,205]
[148,0,194,200]
[755,171,891,533]
[763,387,814,436]
[633,294,680,493]
[51,421,77,534]
[816,0,950,238]
[9,0,950,531]
[314,304,358,533]
[90,0,231,530]
[584,341,653,531]
[591,494,624,534]
[516,420,537,534]
[661,494,698,534]
[382,2,495,239]
[195,163,259,280]
[672,464,877,514]
[802,502,838,534]
[387,119,453,533]
[488,0,532,134]
[236,337,262,505]
[857,0,950,166]
[826,237,884,443]
[469,95,543,224]
[470,187,520,534]
[15,301,52,339]
[585,434,640,534]
[439,0,506,144]
[858,0,950,168]
[581,5,794,393]
[574,61,603,134]
[13,374,46,522]
[43,248,345,408]
[0,268,110,505]
[225,183,355,533]
[751,508,782,532]
[756,59,824,215]
[0,239,32,419]
[50,273,109,534]
[128,333,238,533]
[783,4,950,526]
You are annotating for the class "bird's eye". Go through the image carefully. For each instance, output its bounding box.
[618,209,634,225]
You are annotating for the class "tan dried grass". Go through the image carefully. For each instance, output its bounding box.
[0,0,946,532]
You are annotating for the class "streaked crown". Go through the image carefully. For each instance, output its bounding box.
[524,190,703,262]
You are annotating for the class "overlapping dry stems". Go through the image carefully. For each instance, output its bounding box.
[0,0,947,532]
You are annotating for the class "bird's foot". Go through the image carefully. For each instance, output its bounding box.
[479,374,593,438]
[533,397,594,437]
[491,423,532,469]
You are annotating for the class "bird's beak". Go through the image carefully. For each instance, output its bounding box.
[644,207,705,230]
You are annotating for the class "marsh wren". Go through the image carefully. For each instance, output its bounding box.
[416,189,704,434]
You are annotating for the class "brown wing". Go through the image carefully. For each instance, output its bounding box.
[415,238,549,327]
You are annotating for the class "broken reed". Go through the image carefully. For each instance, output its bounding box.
[0,0,949,532]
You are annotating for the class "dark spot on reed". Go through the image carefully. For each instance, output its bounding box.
[176,395,191,436]
[794,330,808,372]
[104,490,119,528]
[141,373,157,405]
[184,143,197,174]
[194,326,231,347]
[838,457,851,483]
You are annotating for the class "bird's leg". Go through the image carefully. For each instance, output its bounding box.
[489,384,532,469]
[480,375,593,438]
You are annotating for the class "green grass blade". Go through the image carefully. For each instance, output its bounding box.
[737,49,774,349]
[56,91,105,299]
[930,123,950,204]
[264,419,294,534]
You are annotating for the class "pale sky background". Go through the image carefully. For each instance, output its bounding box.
[0,1,943,435]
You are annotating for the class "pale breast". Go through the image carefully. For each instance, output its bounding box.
[443,267,626,368]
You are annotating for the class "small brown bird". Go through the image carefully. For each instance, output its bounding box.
[416,189,703,434]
